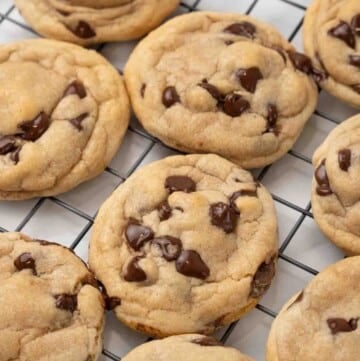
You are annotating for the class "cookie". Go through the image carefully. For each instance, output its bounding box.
[89,153,278,337]
[124,12,319,169]
[0,232,105,361]
[0,39,129,200]
[122,334,254,361]
[266,256,360,361]
[303,0,360,108]
[311,114,360,255]
[13,0,180,46]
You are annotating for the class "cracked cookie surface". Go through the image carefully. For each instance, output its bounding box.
[303,0,360,108]
[0,39,129,200]
[89,154,278,337]
[312,114,360,255]
[0,232,105,361]
[122,334,254,360]
[267,256,360,361]
[13,0,180,46]
[124,12,318,169]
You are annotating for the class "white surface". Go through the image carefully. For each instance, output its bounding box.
[0,1,352,360]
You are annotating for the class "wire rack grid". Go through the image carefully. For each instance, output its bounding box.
[0,0,356,360]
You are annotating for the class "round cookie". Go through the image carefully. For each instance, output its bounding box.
[266,256,360,361]
[13,0,180,46]
[89,154,278,337]
[0,232,105,361]
[122,334,254,361]
[312,114,360,255]
[124,12,319,169]
[303,0,360,108]
[0,39,129,200]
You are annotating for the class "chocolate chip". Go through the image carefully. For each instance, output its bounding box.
[327,318,359,335]
[265,103,279,134]
[55,294,77,313]
[199,80,223,102]
[157,200,172,221]
[230,189,257,213]
[223,93,250,117]
[209,202,238,233]
[14,252,36,275]
[165,175,196,193]
[162,86,180,108]
[351,14,360,35]
[125,219,154,251]
[72,20,96,39]
[224,40,234,46]
[82,273,99,288]
[124,256,147,282]
[236,67,263,93]
[0,135,17,155]
[70,113,88,131]
[250,257,276,298]
[140,84,146,98]
[311,67,328,83]
[64,80,87,99]
[315,159,333,196]
[224,22,256,38]
[152,236,182,261]
[176,250,210,280]
[19,112,50,141]
[338,149,351,171]
[10,147,21,164]
[349,55,360,68]
[192,336,223,346]
[288,51,313,74]
[106,297,121,310]
[328,21,355,49]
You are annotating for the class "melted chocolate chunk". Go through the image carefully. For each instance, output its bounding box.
[55,294,77,313]
[125,219,154,251]
[152,236,182,261]
[82,273,99,288]
[209,202,238,233]
[64,80,87,99]
[338,149,351,171]
[315,159,333,196]
[70,113,88,131]
[176,250,210,280]
[349,55,360,68]
[72,20,96,39]
[192,336,223,347]
[351,14,360,35]
[351,84,360,94]
[14,252,36,274]
[327,318,359,335]
[124,256,147,282]
[165,175,196,193]
[224,22,256,38]
[230,189,257,213]
[199,80,223,102]
[223,93,250,117]
[140,84,146,98]
[106,297,121,310]
[265,103,279,134]
[157,200,172,221]
[10,147,21,164]
[288,51,313,74]
[19,112,50,141]
[236,67,263,93]
[328,21,355,49]
[162,86,180,108]
[250,257,276,298]
[0,136,17,155]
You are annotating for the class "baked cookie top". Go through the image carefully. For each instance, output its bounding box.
[122,334,254,361]
[0,39,129,200]
[303,0,360,108]
[312,114,360,255]
[124,12,318,169]
[0,232,105,361]
[267,256,360,361]
[89,154,278,337]
[14,0,180,45]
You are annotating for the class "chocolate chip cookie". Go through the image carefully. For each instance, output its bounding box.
[0,232,105,361]
[14,0,180,46]
[0,39,129,200]
[122,334,254,360]
[124,12,319,169]
[267,256,360,361]
[89,154,278,337]
[311,114,360,255]
[303,0,360,108]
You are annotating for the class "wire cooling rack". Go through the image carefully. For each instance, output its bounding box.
[0,0,357,360]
